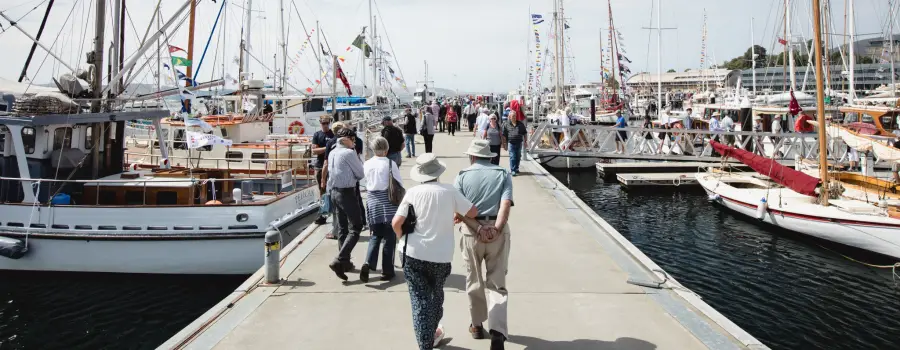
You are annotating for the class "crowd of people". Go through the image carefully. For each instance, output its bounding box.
[310,101,525,349]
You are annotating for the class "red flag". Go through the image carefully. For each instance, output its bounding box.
[306,87,314,93]
[777,37,788,45]
[335,62,353,95]
[788,90,801,116]
[168,45,186,53]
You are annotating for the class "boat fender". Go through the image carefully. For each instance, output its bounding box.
[0,236,28,259]
[708,194,721,202]
[756,198,768,220]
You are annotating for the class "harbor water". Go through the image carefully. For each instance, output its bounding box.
[0,272,245,349]
[551,169,900,350]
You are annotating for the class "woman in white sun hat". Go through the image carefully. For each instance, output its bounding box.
[392,153,477,349]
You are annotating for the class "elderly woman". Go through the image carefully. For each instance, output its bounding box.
[360,136,403,282]
[484,114,503,165]
[392,154,477,350]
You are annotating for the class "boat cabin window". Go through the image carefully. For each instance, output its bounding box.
[881,115,895,130]
[843,112,859,124]
[173,129,187,150]
[303,98,325,113]
[0,132,5,154]
[21,127,35,154]
[125,191,144,205]
[250,152,268,164]
[156,191,178,205]
[225,151,243,162]
[274,101,284,114]
[99,190,117,205]
[861,113,875,124]
[84,126,93,149]
[220,127,228,138]
[53,127,73,150]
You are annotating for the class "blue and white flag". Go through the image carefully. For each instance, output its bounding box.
[532,14,544,24]
[186,131,233,149]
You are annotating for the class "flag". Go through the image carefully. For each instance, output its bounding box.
[618,54,632,63]
[335,61,353,95]
[186,131,233,149]
[351,34,373,58]
[788,90,801,116]
[532,14,544,24]
[778,37,788,45]
[168,45,186,53]
[185,117,213,132]
[171,56,192,67]
[306,87,314,93]
[564,22,570,29]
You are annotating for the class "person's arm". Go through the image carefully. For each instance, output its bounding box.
[494,200,512,231]
[320,160,329,189]
[392,202,409,240]
[350,151,365,181]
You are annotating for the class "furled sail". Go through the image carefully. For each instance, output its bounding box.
[710,141,820,197]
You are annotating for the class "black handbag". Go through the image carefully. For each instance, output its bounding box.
[401,206,417,267]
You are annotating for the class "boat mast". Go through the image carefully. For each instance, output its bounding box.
[279,0,288,93]
[90,0,106,178]
[752,17,757,94]
[848,0,856,103]
[608,0,617,102]
[786,0,797,91]
[656,0,662,118]
[890,0,897,98]
[185,0,197,112]
[369,0,377,102]
[18,0,55,82]
[243,0,253,78]
[812,0,829,206]
[552,0,560,109]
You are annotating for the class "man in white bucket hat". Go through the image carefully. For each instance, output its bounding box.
[393,153,477,349]
[454,139,513,349]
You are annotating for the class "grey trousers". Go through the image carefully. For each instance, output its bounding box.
[331,187,363,263]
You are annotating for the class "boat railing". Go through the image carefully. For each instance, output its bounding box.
[0,172,316,207]
[526,122,850,163]
[123,152,315,176]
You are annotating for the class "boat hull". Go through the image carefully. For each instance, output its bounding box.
[534,154,600,169]
[698,173,900,259]
[0,187,320,274]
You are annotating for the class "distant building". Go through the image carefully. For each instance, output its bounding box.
[739,63,900,92]
[838,34,900,62]
[625,69,742,94]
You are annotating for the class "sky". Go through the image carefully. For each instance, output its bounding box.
[0,0,893,95]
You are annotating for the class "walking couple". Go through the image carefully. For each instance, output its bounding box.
[390,139,514,350]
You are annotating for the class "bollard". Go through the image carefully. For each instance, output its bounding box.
[264,228,281,284]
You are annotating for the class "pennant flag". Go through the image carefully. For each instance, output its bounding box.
[788,90,801,116]
[351,34,373,58]
[171,56,192,67]
[338,56,346,62]
[532,14,544,24]
[564,22,570,29]
[778,37,788,45]
[186,131,233,149]
[618,54,632,63]
[306,87,314,93]
[168,45,186,53]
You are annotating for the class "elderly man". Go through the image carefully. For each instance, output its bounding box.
[326,128,365,280]
[381,116,405,166]
[454,139,513,350]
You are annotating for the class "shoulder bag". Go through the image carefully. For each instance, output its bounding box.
[400,205,417,267]
[385,159,405,205]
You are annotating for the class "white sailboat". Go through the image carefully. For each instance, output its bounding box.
[699,0,900,260]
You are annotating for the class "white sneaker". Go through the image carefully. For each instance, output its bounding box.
[433,324,445,348]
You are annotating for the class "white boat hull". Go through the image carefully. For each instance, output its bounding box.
[533,154,600,169]
[0,187,320,274]
[697,173,900,259]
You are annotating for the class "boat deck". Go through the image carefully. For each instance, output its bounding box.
[161,135,766,350]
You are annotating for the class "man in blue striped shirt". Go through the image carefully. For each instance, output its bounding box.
[327,128,365,280]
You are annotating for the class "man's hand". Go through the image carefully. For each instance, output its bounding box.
[476,225,501,243]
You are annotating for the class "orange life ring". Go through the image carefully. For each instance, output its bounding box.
[288,121,305,135]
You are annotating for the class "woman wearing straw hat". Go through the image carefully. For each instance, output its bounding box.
[392,154,477,350]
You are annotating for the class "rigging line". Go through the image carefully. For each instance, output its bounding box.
[290,1,323,76]
[0,0,44,13]
[373,0,409,92]
[121,1,165,96]
[22,0,78,94]
[118,8,194,100]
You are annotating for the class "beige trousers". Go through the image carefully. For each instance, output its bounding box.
[458,222,511,338]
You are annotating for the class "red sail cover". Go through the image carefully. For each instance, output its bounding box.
[710,141,820,197]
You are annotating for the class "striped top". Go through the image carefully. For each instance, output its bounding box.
[366,190,398,225]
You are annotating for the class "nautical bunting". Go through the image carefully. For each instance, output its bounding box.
[186,131,233,149]
[532,14,544,25]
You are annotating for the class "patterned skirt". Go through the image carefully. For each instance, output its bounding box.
[366,190,399,225]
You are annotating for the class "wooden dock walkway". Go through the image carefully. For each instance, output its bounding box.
[160,134,767,350]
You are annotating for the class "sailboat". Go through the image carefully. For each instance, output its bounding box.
[698,0,900,260]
